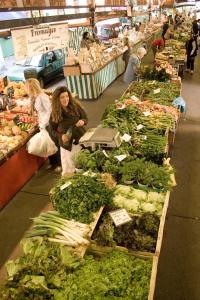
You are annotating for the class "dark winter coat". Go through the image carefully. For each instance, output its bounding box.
[185,38,198,58]
[48,105,88,151]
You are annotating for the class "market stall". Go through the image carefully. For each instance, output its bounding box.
[0,80,46,209]
[64,25,162,100]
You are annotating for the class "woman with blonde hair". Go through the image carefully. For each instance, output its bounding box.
[25,78,51,130]
[48,86,88,175]
[25,78,61,171]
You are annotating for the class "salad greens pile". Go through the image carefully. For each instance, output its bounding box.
[0,238,152,300]
[93,206,160,252]
[51,174,114,223]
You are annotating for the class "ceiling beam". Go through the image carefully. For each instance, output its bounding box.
[0,13,92,30]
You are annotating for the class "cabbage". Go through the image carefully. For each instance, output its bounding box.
[132,189,147,201]
[140,203,156,213]
[114,195,140,212]
[147,191,165,204]
[115,185,132,196]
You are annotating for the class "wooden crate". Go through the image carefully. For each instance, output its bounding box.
[86,243,156,300]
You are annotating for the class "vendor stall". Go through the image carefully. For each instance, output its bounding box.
[64,53,125,100]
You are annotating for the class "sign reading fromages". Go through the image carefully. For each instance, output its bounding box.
[11,23,69,60]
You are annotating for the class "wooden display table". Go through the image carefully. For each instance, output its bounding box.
[64,53,125,100]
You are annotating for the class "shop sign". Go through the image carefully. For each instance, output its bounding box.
[11,24,68,60]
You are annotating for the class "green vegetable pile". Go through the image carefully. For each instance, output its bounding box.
[140,66,171,82]
[51,174,114,223]
[75,150,173,192]
[93,206,160,252]
[114,185,165,215]
[125,81,180,106]
[0,238,152,300]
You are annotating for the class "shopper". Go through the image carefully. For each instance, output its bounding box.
[185,34,198,74]
[192,20,198,41]
[122,37,131,69]
[162,21,169,43]
[151,38,165,58]
[80,32,94,50]
[123,47,147,84]
[49,86,88,176]
[164,25,174,41]
[25,78,61,171]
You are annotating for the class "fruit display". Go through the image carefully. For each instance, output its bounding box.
[0,118,36,160]
[3,81,27,98]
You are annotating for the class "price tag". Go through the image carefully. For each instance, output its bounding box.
[136,124,144,131]
[114,154,127,162]
[143,111,151,117]
[102,150,109,157]
[153,88,160,94]
[109,209,132,227]
[122,133,131,142]
[60,181,72,191]
[83,171,96,177]
[131,95,139,102]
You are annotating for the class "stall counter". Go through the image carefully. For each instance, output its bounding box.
[64,53,125,100]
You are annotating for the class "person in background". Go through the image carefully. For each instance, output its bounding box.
[168,15,174,25]
[122,37,131,69]
[192,20,199,41]
[123,47,147,84]
[162,21,169,42]
[164,25,174,42]
[185,33,198,74]
[80,32,94,50]
[49,86,88,176]
[151,37,165,58]
[25,78,61,172]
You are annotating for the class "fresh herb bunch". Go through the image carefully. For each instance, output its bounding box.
[140,66,170,82]
[51,174,114,223]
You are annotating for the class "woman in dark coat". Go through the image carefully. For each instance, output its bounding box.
[49,86,88,175]
[185,34,198,74]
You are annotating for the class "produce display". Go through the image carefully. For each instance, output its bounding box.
[0,238,152,300]
[93,205,160,252]
[140,65,171,82]
[66,41,126,73]
[26,211,90,247]
[51,174,114,223]
[124,80,180,106]
[114,185,165,215]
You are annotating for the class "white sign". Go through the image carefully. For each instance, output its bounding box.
[136,124,144,131]
[11,24,69,60]
[109,209,132,227]
[114,154,127,162]
[122,133,131,142]
[60,181,72,191]
[153,88,160,94]
[143,111,151,117]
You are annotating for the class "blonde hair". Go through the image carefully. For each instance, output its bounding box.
[25,78,43,97]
